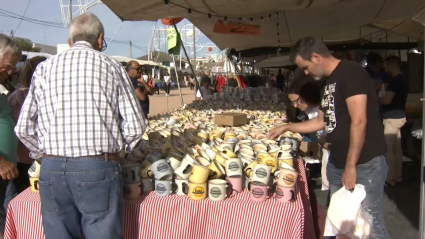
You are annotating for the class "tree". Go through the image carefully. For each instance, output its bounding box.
[14,38,41,52]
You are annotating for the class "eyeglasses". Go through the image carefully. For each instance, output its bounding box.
[290,96,300,106]
[101,38,108,52]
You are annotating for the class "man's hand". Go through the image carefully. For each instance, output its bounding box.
[342,166,356,190]
[0,158,18,180]
[268,125,288,140]
[318,135,329,150]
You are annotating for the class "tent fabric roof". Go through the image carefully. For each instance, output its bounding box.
[255,55,291,68]
[138,51,188,63]
[102,0,425,51]
[110,56,158,66]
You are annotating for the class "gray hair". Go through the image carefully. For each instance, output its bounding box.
[289,37,330,63]
[0,34,21,58]
[69,12,104,45]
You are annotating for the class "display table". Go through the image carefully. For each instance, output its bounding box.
[4,158,315,239]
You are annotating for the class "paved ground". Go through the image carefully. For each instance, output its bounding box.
[309,160,420,239]
[148,86,196,116]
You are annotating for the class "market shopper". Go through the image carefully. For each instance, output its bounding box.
[153,74,161,96]
[195,77,213,100]
[380,56,408,187]
[201,69,211,84]
[8,56,46,194]
[0,34,21,238]
[269,37,389,238]
[365,52,387,93]
[126,60,153,118]
[287,75,329,190]
[15,13,146,239]
[164,72,171,96]
[189,74,195,90]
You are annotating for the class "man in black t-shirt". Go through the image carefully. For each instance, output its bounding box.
[126,61,153,118]
[269,37,389,238]
[380,56,408,186]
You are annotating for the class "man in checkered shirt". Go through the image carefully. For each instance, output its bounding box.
[15,13,146,239]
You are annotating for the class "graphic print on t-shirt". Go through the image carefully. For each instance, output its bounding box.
[321,83,337,133]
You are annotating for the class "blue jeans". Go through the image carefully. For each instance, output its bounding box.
[327,156,389,239]
[0,180,15,235]
[39,157,124,239]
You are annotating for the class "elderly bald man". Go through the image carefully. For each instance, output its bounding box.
[15,13,146,239]
[126,60,153,118]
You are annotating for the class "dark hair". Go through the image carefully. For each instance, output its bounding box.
[299,81,323,107]
[287,68,312,94]
[384,55,401,68]
[287,70,322,107]
[289,37,331,63]
[287,77,305,95]
[20,56,46,88]
[366,52,383,66]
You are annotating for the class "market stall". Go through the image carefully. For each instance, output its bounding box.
[4,87,316,239]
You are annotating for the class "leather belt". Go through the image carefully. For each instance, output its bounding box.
[43,153,120,161]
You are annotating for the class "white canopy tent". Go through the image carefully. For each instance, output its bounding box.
[102,0,425,51]
[21,51,53,59]
[110,55,159,66]
[255,55,292,68]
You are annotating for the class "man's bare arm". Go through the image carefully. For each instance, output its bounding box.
[345,94,367,167]
[342,94,367,190]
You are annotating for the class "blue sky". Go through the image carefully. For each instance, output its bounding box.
[0,0,209,58]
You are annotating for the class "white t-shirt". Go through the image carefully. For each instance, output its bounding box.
[164,76,171,83]
[305,106,329,191]
[305,106,320,120]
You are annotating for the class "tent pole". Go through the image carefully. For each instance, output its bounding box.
[172,55,184,107]
[173,24,204,99]
[420,27,425,239]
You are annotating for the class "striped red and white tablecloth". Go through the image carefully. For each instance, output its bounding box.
[4,158,315,239]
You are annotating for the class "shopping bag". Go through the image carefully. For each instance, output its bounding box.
[320,148,329,190]
[324,184,372,239]
[378,84,386,98]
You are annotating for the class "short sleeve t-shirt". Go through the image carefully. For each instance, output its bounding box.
[201,74,210,84]
[380,74,408,119]
[320,60,386,169]
[130,78,149,116]
[164,76,171,83]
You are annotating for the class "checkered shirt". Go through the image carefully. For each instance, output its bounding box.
[15,41,147,158]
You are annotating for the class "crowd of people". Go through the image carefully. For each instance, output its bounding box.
[0,10,410,239]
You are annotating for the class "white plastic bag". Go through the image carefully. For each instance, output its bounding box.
[321,148,330,190]
[324,185,372,239]
[378,84,386,98]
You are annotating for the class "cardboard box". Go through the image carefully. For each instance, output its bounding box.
[214,113,247,126]
[299,142,320,159]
